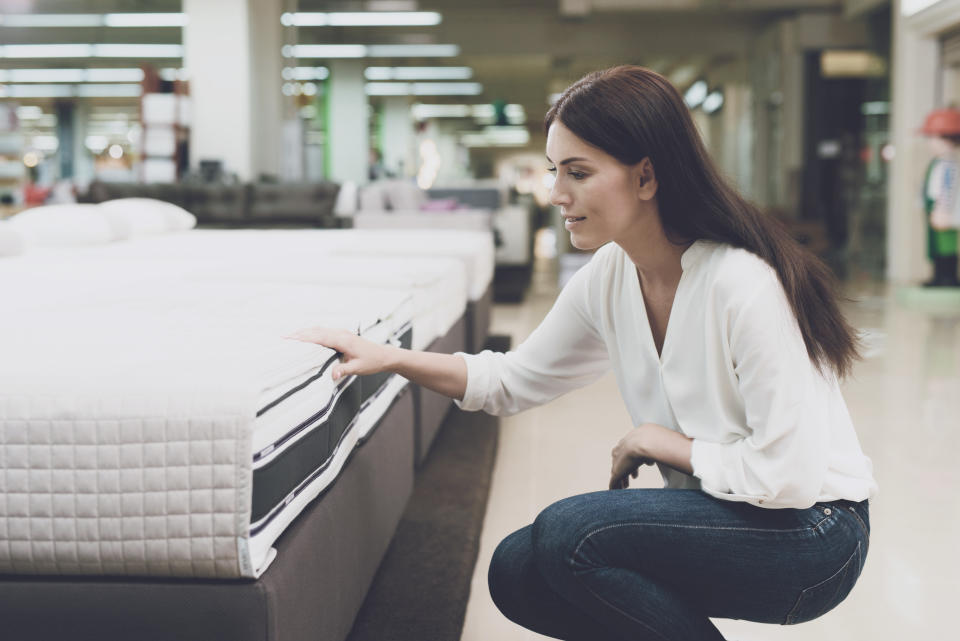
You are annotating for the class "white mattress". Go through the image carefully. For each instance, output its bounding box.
[0,227,489,578]
[86,228,495,302]
[0,270,414,578]
[0,242,467,351]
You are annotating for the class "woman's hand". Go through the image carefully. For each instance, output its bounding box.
[609,429,655,490]
[609,423,695,489]
[285,327,394,381]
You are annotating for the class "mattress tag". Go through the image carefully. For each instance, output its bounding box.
[237,537,253,577]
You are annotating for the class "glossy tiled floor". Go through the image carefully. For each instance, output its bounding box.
[460,256,960,641]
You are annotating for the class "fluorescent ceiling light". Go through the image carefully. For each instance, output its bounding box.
[366,82,481,96]
[0,68,144,83]
[80,83,142,97]
[283,66,330,81]
[104,13,186,27]
[284,44,458,59]
[0,14,102,27]
[684,80,707,109]
[365,66,471,80]
[328,12,441,26]
[0,44,182,59]
[281,12,441,27]
[702,90,724,114]
[412,104,472,118]
[286,45,367,58]
[3,83,141,98]
[86,68,145,82]
[461,126,530,147]
[4,84,73,98]
[0,13,185,27]
[411,102,525,123]
[367,44,459,57]
[1,44,94,58]
[93,44,183,58]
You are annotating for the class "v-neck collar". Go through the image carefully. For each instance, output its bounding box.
[629,240,705,365]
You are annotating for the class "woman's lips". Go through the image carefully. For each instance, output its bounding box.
[564,216,586,229]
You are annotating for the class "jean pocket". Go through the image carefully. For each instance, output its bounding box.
[783,541,863,625]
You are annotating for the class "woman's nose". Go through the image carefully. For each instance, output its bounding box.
[549,182,570,207]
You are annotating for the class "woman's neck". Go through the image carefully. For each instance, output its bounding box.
[616,209,690,290]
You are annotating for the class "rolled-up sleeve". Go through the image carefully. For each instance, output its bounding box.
[690,276,831,509]
[454,261,610,416]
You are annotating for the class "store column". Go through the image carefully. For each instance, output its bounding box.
[887,0,945,283]
[183,0,290,181]
[381,96,414,178]
[327,60,369,185]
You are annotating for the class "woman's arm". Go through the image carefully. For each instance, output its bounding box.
[285,327,467,400]
[609,423,693,489]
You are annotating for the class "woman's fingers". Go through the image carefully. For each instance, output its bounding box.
[285,327,354,352]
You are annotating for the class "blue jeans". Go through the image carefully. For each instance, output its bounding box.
[488,489,869,641]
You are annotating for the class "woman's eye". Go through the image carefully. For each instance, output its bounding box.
[546,166,557,174]
[568,171,586,180]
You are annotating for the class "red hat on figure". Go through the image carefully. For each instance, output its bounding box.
[920,108,960,136]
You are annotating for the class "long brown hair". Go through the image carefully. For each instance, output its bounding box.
[546,65,860,379]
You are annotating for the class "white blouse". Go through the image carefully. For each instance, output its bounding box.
[455,240,878,509]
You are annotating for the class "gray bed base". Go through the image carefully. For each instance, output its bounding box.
[465,282,492,355]
[414,314,466,466]
[0,389,416,641]
[414,283,492,466]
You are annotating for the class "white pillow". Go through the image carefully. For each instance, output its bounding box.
[98,198,195,237]
[8,204,117,247]
[0,221,25,257]
[334,181,358,216]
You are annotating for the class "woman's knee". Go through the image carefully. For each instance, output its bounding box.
[488,526,535,616]
[530,494,596,581]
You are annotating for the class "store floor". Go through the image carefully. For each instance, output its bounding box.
[460,255,959,641]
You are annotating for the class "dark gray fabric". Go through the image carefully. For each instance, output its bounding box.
[465,283,493,355]
[78,180,342,227]
[414,315,466,466]
[0,390,416,641]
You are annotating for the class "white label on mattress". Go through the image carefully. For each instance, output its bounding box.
[237,537,253,578]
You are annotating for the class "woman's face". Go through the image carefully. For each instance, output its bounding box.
[546,120,650,251]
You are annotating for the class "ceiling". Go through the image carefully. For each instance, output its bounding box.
[0,0,868,134]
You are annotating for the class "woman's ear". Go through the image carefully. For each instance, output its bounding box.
[635,157,658,201]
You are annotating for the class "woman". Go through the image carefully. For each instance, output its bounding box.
[289,66,877,640]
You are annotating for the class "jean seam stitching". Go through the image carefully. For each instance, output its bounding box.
[783,540,861,625]
[572,519,825,559]
[845,506,870,539]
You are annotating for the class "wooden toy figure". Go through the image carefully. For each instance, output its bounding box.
[921,107,960,287]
